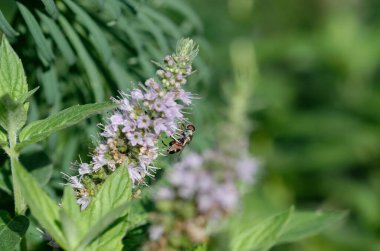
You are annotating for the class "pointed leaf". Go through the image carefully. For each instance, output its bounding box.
[164,0,203,32]
[63,0,112,63]
[41,0,59,19]
[17,3,54,64]
[77,201,132,250]
[61,185,81,222]
[231,207,294,251]
[17,102,116,150]
[277,211,347,244]
[60,186,82,248]
[59,16,104,101]
[18,86,39,104]
[38,12,76,65]
[0,36,28,101]
[13,159,69,249]
[0,210,29,251]
[80,165,132,250]
[59,209,78,249]
[0,10,19,40]
[38,66,61,107]
[141,6,181,38]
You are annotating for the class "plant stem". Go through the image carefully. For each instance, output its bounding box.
[8,128,26,215]
[20,237,27,251]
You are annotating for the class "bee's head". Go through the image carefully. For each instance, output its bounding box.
[186,124,195,131]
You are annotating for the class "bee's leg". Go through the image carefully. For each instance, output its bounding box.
[161,140,168,147]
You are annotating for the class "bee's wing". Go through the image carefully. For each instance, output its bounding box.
[174,148,184,162]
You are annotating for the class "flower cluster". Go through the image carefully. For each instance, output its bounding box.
[145,150,259,250]
[66,39,199,210]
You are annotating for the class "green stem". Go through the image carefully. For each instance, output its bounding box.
[8,128,26,215]
[20,237,27,251]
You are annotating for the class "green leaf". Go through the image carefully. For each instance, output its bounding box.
[0,210,29,251]
[59,209,78,249]
[59,186,81,250]
[12,159,69,249]
[0,161,12,194]
[59,15,105,102]
[17,102,116,150]
[231,207,294,251]
[78,201,132,250]
[38,12,76,65]
[63,0,112,63]
[41,0,59,19]
[141,6,181,38]
[0,10,19,40]
[19,149,53,186]
[79,165,132,251]
[61,185,81,222]
[18,86,39,104]
[194,244,208,251]
[17,3,54,65]
[0,36,28,101]
[276,211,347,244]
[0,130,6,147]
[164,0,203,32]
[0,95,27,132]
[37,66,61,107]
[137,12,169,53]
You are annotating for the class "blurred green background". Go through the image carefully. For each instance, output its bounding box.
[1,0,380,250]
[190,0,380,250]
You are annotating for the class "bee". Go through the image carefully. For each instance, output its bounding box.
[167,124,196,154]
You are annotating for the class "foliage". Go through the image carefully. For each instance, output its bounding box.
[190,0,380,250]
[0,35,120,250]
[0,0,358,250]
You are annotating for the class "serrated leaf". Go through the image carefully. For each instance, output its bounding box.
[80,165,132,251]
[63,0,112,63]
[13,159,68,249]
[17,102,116,150]
[0,95,27,132]
[276,211,347,244]
[17,3,54,65]
[59,15,105,101]
[38,12,76,65]
[0,210,29,251]
[0,36,28,101]
[231,207,294,251]
[0,10,19,40]
[41,0,59,19]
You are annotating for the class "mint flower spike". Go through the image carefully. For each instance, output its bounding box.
[67,39,199,211]
[175,38,199,64]
[145,151,259,250]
